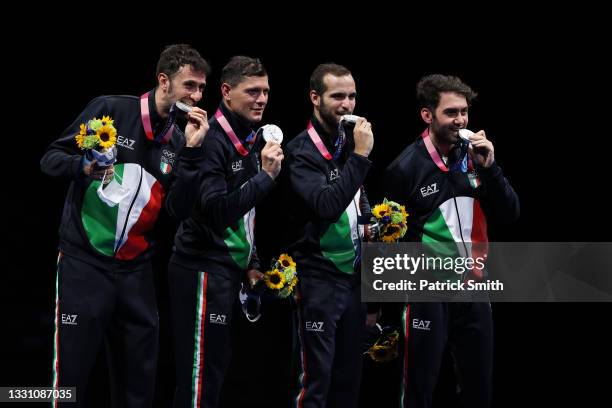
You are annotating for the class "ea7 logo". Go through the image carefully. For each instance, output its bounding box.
[420,183,439,197]
[210,314,227,325]
[232,160,243,172]
[61,314,78,325]
[329,169,340,182]
[305,321,324,332]
[412,318,431,331]
[116,135,136,150]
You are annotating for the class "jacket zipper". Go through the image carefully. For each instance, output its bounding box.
[448,172,470,281]
[114,166,144,256]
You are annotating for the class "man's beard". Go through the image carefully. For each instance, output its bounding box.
[432,120,457,146]
[319,99,349,131]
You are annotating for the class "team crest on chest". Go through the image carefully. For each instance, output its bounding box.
[468,170,481,188]
[160,149,176,174]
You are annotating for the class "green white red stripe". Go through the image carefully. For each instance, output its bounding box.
[319,190,361,274]
[223,208,255,269]
[400,303,411,407]
[294,291,307,408]
[51,253,62,408]
[423,196,488,246]
[423,196,488,279]
[160,161,172,174]
[192,272,208,408]
[114,166,164,259]
[80,163,165,260]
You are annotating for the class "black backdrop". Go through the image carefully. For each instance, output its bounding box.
[3,15,612,407]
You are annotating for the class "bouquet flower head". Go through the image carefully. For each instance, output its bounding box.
[371,198,408,242]
[263,254,298,298]
[365,327,399,363]
[75,115,117,151]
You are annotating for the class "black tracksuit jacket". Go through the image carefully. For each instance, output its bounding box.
[40,90,205,269]
[171,103,274,279]
[283,117,371,286]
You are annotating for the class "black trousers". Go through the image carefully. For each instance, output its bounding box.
[400,302,493,408]
[168,262,239,408]
[294,276,366,408]
[52,253,158,407]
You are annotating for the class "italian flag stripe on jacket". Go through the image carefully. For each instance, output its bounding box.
[80,163,164,259]
[423,196,488,245]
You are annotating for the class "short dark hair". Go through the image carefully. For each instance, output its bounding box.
[156,44,211,78]
[220,56,267,87]
[416,74,477,111]
[309,63,352,95]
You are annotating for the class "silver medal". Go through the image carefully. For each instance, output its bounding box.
[261,124,283,144]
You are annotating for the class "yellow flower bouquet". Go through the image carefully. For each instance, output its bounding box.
[371,198,408,242]
[263,254,298,298]
[75,115,118,166]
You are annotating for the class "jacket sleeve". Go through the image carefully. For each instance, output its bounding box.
[477,162,520,223]
[200,135,275,234]
[382,159,409,205]
[359,186,375,240]
[163,142,206,221]
[360,186,372,215]
[40,97,109,179]
[289,144,371,222]
[381,160,415,244]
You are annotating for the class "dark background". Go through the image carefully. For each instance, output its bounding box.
[3,11,611,407]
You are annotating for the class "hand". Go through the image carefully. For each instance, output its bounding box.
[83,160,114,184]
[468,130,495,168]
[353,117,374,157]
[184,107,209,147]
[261,141,284,180]
[246,269,264,288]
